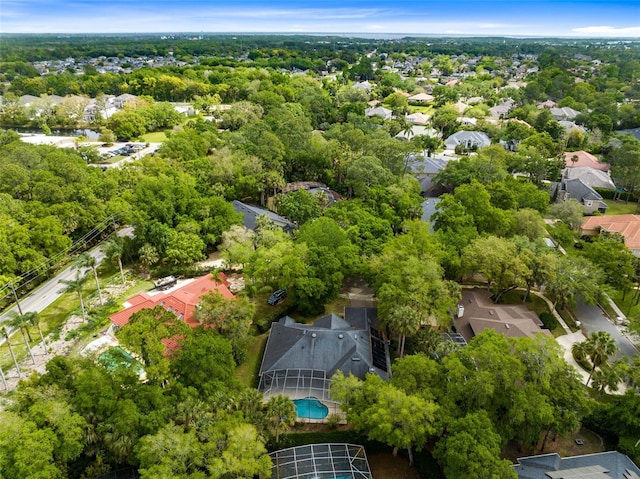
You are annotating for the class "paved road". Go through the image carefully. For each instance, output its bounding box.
[575,300,639,359]
[0,227,133,333]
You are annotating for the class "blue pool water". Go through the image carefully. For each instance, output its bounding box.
[294,397,329,420]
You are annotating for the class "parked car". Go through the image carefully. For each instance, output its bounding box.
[267,289,287,306]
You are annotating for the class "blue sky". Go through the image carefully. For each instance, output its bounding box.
[2,0,639,36]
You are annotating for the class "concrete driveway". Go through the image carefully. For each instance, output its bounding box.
[575,300,639,359]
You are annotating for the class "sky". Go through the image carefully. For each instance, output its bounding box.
[1,0,640,37]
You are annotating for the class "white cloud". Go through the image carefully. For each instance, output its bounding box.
[572,25,640,37]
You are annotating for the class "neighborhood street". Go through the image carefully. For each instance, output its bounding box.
[0,227,133,337]
[575,300,639,359]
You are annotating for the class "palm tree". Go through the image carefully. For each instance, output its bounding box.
[584,331,619,385]
[25,311,48,352]
[265,394,296,443]
[387,305,421,358]
[1,327,21,377]
[75,252,103,305]
[11,314,35,365]
[138,243,159,278]
[0,363,6,391]
[102,237,125,285]
[59,272,89,322]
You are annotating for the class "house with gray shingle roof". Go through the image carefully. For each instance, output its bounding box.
[407,155,449,194]
[514,452,640,479]
[444,130,491,151]
[563,167,616,191]
[365,106,393,120]
[550,107,581,121]
[258,308,390,416]
[232,200,296,231]
[551,178,608,214]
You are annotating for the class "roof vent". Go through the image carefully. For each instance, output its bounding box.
[351,357,361,361]
[338,334,344,339]
[311,333,317,338]
[505,324,510,329]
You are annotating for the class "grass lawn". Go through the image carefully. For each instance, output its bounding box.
[603,199,638,216]
[140,131,168,142]
[235,332,268,387]
[408,105,434,115]
[0,290,80,371]
[610,289,640,323]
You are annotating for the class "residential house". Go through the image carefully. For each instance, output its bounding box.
[537,100,558,109]
[258,308,390,417]
[565,150,610,171]
[551,178,608,214]
[559,120,587,135]
[489,99,515,119]
[114,93,138,109]
[550,106,581,121]
[457,116,478,127]
[353,81,373,91]
[407,155,448,194]
[444,130,491,151]
[514,451,640,479]
[365,106,393,120]
[109,273,235,330]
[407,92,434,103]
[562,166,616,190]
[454,288,552,342]
[453,100,469,114]
[232,200,296,231]
[581,215,640,256]
[405,112,431,125]
[282,181,341,206]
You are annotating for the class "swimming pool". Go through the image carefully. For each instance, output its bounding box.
[293,397,329,420]
[99,346,144,374]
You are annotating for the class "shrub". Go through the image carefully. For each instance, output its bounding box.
[539,312,559,330]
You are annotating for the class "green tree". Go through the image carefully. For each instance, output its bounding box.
[195,291,255,364]
[106,109,147,140]
[170,330,236,397]
[265,394,296,444]
[0,412,62,479]
[59,271,89,321]
[25,311,47,352]
[74,251,103,305]
[116,306,191,383]
[462,236,530,303]
[545,255,604,309]
[102,236,125,284]
[434,411,517,479]
[550,199,584,231]
[579,331,619,385]
[1,326,21,377]
[10,313,36,365]
[274,189,322,226]
[331,373,438,465]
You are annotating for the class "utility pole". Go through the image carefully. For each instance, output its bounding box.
[9,280,23,316]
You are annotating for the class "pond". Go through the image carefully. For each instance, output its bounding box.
[13,127,101,139]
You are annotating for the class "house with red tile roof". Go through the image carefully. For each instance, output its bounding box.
[110,273,235,330]
[581,215,640,256]
[564,151,610,171]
